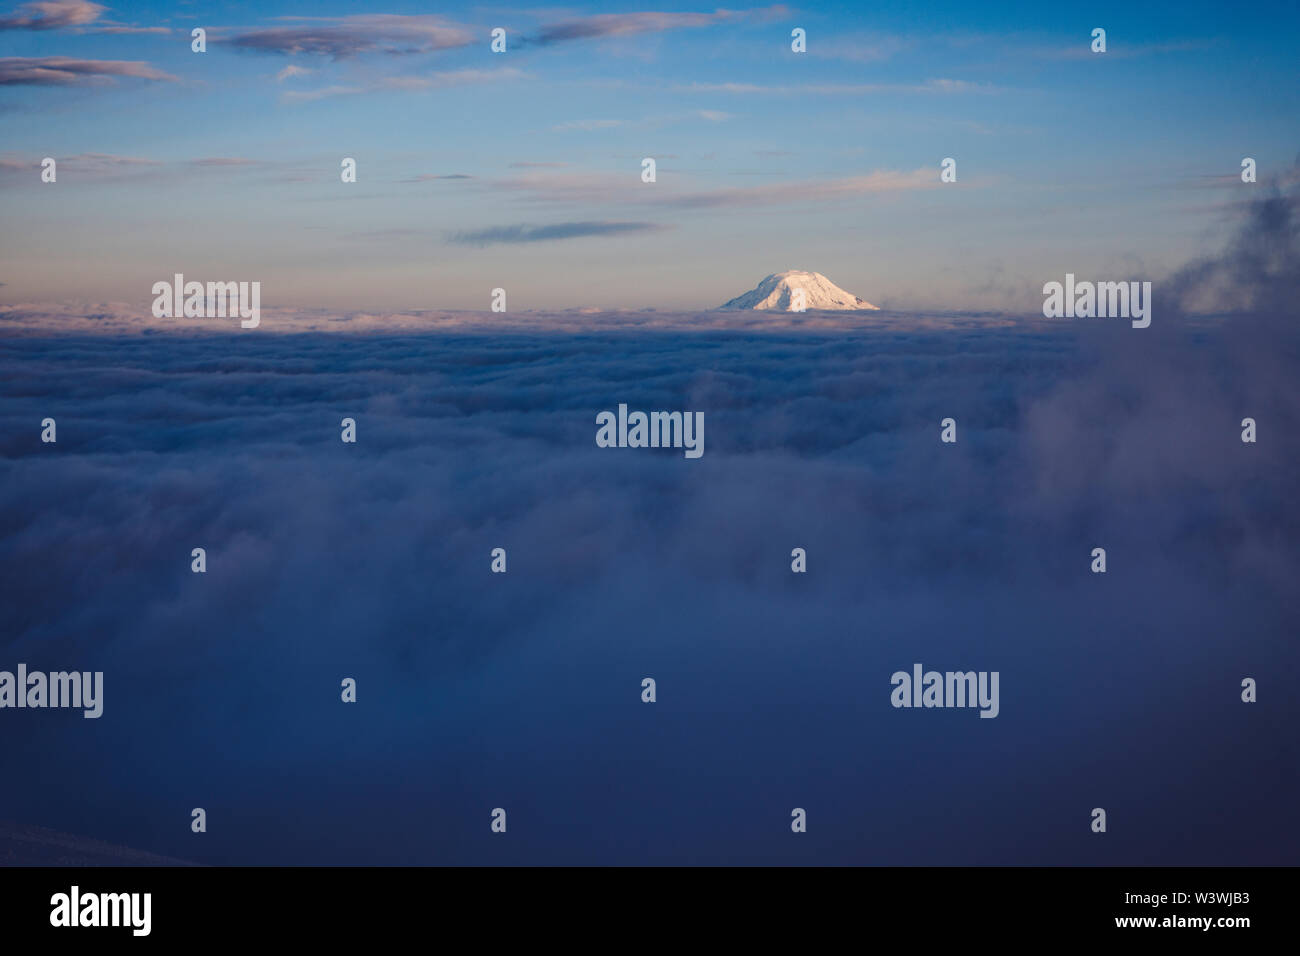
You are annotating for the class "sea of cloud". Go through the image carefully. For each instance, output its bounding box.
[0,188,1296,865]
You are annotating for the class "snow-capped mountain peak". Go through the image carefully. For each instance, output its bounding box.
[718,271,879,311]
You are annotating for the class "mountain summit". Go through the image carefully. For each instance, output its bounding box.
[718,271,879,311]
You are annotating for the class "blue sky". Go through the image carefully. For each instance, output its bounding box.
[2,0,1297,310]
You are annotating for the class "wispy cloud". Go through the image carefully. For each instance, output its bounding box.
[489,167,938,209]
[348,227,428,241]
[275,64,313,82]
[815,34,911,63]
[0,151,161,184]
[1035,38,1210,60]
[402,173,474,181]
[677,78,998,95]
[0,0,103,31]
[552,118,625,131]
[0,56,176,85]
[450,220,667,245]
[0,152,285,188]
[551,110,733,132]
[0,1,169,37]
[93,24,171,35]
[189,157,258,167]
[523,5,789,47]
[667,170,938,209]
[279,84,361,102]
[229,14,472,59]
[282,68,524,102]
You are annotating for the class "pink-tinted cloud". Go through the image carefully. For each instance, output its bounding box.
[526,5,790,46]
[93,24,171,35]
[0,0,104,31]
[0,56,176,85]
[229,14,472,59]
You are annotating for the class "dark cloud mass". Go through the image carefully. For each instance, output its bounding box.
[1161,179,1300,316]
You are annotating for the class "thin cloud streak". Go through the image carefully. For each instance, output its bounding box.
[522,5,790,47]
[402,173,474,181]
[0,56,177,85]
[281,68,525,102]
[552,118,625,130]
[450,220,667,245]
[488,168,940,209]
[676,78,999,95]
[93,24,171,35]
